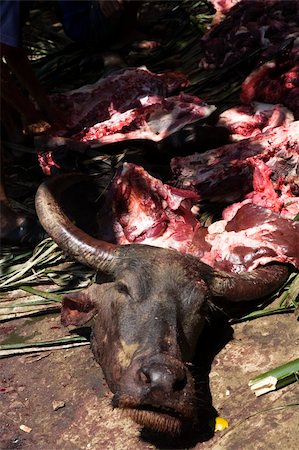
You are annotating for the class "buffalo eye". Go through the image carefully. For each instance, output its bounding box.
[116,282,130,296]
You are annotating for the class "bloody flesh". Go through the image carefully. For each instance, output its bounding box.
[99,162,299,273]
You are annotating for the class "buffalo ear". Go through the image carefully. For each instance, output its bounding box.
[61,290,97,327]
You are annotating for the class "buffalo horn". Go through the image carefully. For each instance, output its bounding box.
[209,264,289,301]
[35,174,118,272]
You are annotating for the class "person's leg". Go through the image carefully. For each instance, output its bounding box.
[1,60,39,122]
[89,0,141,49]
[1,60,52,136]
[0,141,46,246]
[88,1,119,46]
[0,140,24,234]
[0,98,25,144]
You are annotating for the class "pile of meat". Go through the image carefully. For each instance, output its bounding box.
[38,67,217,175]
[37,65,298,275]
[91,65,298,274]
[199,0,299,127]
[38,66,296,176]
[200,0,299,69]
[101,161,299,274]
[35,6,298,277]
[101,163,201,254]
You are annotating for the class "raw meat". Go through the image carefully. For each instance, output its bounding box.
[200,203,299,272]
[36,68,216,175]
[100,162,202,254]
[52,67,190,130]
[171,121,299,206]
[38,67,216,174]
[200,0,299,69]
[75,93,216,144]
[222,157,299,220]
[241,61,299,119]
[217,102,294,141]
[100,163,299,273]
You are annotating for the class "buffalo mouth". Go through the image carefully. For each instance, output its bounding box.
[121,405,188,435]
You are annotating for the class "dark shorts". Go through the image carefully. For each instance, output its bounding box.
[0,1,32,47]
[88,1,122,46]
[59,1,121,47]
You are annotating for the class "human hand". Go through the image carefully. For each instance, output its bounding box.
[23,120,52,137]
[22,100,67,137]
[99,0,124,18]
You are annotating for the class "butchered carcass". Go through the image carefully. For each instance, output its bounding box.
[223,157,299,220]
[75,93,216,145]
[50,67,216,143]
[51,67,190,130]
[240,61,299,119]
[35,172,290,435]
[99,162,201,254]
[37,67,218,175]
[200,0,299,70]
[171,121,299,209]
[200,203,299,273]
[97,162,299,273]
[216,102,294,141]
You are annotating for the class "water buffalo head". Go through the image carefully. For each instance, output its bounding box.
[35,174,288,435]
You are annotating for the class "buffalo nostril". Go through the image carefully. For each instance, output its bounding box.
[139,368,151,384]
[140,363,187,392]
[172,375,187,391]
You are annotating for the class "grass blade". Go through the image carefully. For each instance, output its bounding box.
[0,335,89,358]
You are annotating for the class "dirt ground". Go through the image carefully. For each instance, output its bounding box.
[0,308,298,450]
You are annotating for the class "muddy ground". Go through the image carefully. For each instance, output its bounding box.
[1,307,298,450]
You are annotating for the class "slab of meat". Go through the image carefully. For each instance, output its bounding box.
[99,163,299,273]
[37,67,217,175]
[75,93,216,144]
[38,67,216,176]
[100,162,202,254]
[200,203,299,272]
[240,61,299,119]
[217,102,294,141]
[171,121,299,206]
[200,0,299,69]
[51,67,190,130]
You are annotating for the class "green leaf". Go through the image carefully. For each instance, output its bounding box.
[249,358,299,396]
